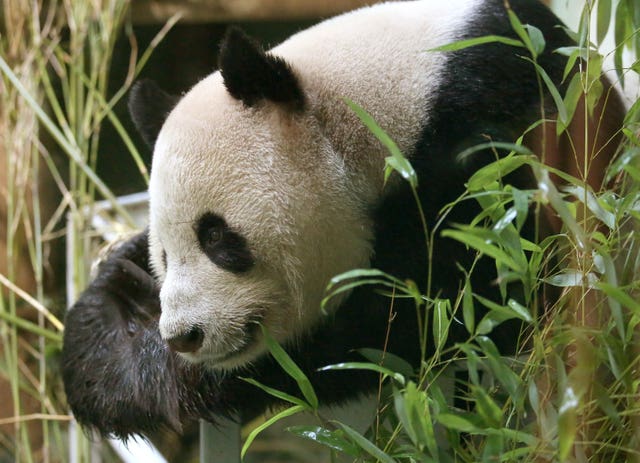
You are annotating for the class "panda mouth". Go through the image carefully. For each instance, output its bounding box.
[209,319,262,364]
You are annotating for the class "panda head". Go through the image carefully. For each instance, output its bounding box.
[130,28,374,370]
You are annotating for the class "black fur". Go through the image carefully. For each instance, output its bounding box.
[62,0,587,438]
[396,0,573,350]
[218,27,305,110]
[128,79,180,148]
[61,232,243,437]
[195,212,254,273]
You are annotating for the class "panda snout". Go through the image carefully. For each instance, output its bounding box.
[165,326,205,353]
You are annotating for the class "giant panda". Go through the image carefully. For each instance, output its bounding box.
[61,0,623,439]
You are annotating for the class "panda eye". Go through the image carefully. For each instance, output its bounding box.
[206,226,224,245]
[195,212,254,273]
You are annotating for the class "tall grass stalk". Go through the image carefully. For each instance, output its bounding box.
[0,0,165,460]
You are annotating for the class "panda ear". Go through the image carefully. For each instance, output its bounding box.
[128,79,180,148]
[218,27,305,111]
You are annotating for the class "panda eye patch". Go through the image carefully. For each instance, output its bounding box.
[195,213,254,273]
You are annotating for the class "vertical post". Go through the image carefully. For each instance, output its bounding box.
[200,418,241,462]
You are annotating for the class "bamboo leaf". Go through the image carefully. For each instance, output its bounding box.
[394,382,438,456]
[558,387,579,461]
[318,362,405,385]
[261,326,318,409]
[437,413,480,433]
[546,270,598,288]
[564,185,616,229]
[357,348,415,378]
[523,57,568,124]
[558,72,583,135]
[441,229,524,273]
[507,8,536,57]
[463,277,475,334]
[429,35,524,52]
[524,24,546,56]
[335,422,396,463]
[433,299,450,350]
[346,99,417,188]
[287,426,360,456]
[533,166,588,251]
[472,386,503,428]
[241,405,306,460]
[467,154,534,191]
[240,377,308,408]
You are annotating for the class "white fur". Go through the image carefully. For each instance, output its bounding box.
[149,0,481,369]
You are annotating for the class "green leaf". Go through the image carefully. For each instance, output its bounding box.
[433,299,450,350]
[482,433,504,462]
[458,344,483,386]
[335,422,396,463]
[606,147,640,182]
[471,386,503,429]
[345,99,417,188]
[613,0,628,86]
[429,35,524,52]
[463,277,475,335]
[441,229,524,273]
[287,426,360,456]
[240,377,308,408]
[241,405,306,460]
[523,57,568,124]
[507,299,533,323]
[512,186,530,230]
[323,268,408,310]
[597,282,640,313]
[597,0,612,45]
[593,383,622,426]
[385,155,418,188]
[532,165,588,251]
[437,413,480,433]
[492,207,517,233]
[586,76,604,116]
[624,164,640,183]
[476,336,521,398]
[357,348,415,378]
[322,278,401,310]
[545,270,598,288]
[564,185,616,229]
[624,95,640,125]
[327,268,405,289]
[524,24,546,56]
[556,46,582,81]
[261,326,318,409]
[476,307,517,335]
[394,382,438,456]
[558,386,579,461]
[467,154,534,191]
[558,72,583,135]
[507,8,536,57]
[318,362,405,385]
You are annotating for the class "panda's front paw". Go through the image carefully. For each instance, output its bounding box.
[96,256,161,324]
[61,232,183,438]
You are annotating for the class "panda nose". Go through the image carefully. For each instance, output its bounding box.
[166,326,204,353]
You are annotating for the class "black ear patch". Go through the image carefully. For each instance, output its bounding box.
[128,79,180,148]
[219,27,305,111]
